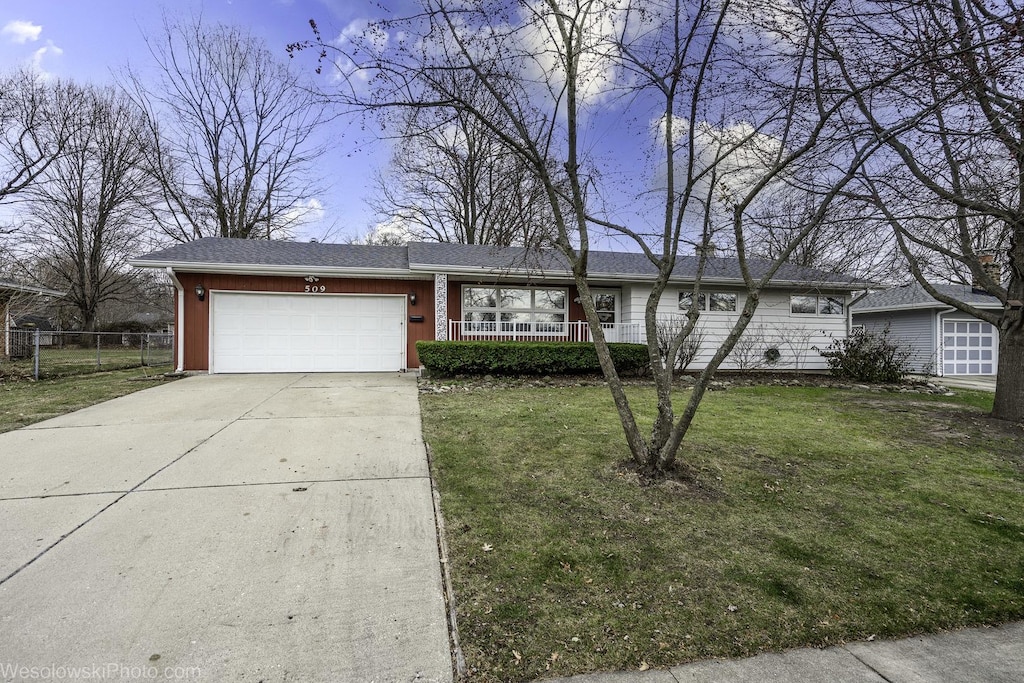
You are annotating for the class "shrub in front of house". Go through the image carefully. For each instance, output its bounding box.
[817,327,912,383]
[416,341,650,377]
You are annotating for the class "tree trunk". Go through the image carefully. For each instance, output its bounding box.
[992,237,1024,423]
[993,311,1024,423]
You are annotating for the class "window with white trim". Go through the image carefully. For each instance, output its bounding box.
[791,294,845,316]
[462,286,568,333]
[679,291,737,312]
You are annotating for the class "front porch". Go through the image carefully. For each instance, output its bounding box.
[447,320,646,344]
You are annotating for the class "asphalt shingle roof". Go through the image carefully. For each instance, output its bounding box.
[134,238,410,270]
[407,242,865,285]
[853,282,1003,311]
[134,237,868,287]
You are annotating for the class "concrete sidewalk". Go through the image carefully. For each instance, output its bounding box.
[0,373,452,683]
[544,621,1024,682]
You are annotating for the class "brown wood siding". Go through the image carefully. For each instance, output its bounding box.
[176,272,433,371]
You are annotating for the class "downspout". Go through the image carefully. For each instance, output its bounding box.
[165,268,185,373]
[848,289,874,334]
[933,306,958,378]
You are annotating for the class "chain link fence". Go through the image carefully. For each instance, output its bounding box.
[2,330,173,380]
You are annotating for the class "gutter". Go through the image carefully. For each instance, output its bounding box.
[165,268,185,373]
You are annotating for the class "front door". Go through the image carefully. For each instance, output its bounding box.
[592,290,620,342]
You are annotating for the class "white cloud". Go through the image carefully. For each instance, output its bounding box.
[2,19,42,44]
[653,115,785,222]
[324,18,389,87]
[721,0,807,56]
[283,197,326,227]
[516,0,632,105]
[359,215,415,245]
[30,40,63,77]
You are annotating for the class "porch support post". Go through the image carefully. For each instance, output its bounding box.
[434,273,448,341]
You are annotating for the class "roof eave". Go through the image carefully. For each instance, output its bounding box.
[130,259,426,280]
[853,301,1003,314]
[411,263,867,289]
[0,282,66,297]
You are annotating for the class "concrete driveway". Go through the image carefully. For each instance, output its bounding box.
[0,373,452,683]
[935,375,998,392]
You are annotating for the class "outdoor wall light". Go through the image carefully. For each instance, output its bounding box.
[195,284,206,301]
[409,291,417,305]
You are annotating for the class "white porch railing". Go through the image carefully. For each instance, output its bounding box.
[448,320,646,344]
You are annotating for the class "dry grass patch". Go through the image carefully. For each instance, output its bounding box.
[0,368,179,433]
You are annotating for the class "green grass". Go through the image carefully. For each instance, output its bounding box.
[1,346,172,379]
[421,383,1023,681]
[0,368,180,433]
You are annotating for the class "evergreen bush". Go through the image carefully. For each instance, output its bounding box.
[416,340,650,377]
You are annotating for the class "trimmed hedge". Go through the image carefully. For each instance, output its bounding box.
[416,340,650,377]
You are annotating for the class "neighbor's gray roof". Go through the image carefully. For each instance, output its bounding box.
[132,237,871,288]
[853,282,1003,312]
[0,279,65,298]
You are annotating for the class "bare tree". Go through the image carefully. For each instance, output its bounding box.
[371,76,557,247]
[728,325,778,372]
[779,325,818,371]
[0,68,72,205]
[822,0,1024,422]
[654,316,704,372]
[746,190,898,283]
[17,84,155,333]
[127,16,329,242]
[301,0,892,474]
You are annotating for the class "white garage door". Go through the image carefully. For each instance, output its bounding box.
[211,292,406,373]
[942,319,998,376]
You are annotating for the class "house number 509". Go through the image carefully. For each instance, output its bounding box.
[304,285,326,293]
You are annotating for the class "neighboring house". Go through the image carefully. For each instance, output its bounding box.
[851,283,1003,376]
[1,280,65,359]
[130,238,872,374]
[12,315,56,346]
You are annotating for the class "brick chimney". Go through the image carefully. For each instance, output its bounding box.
[694,242,717,259]
[972,251,1001,294]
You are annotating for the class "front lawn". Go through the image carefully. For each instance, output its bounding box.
[0,368,179,433]
[420,383,1024,681]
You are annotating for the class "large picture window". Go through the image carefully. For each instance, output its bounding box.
[463,286,568,334]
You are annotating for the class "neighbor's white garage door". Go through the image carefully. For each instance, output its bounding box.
[211,292,406,373]
[941,318,998,376]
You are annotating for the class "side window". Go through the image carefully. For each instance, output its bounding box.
[679,292,706,311]
[709,293,737,312]
[790,295,817,314]
[819,296,844,315]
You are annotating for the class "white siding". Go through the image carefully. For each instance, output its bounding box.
[623,286,849,371]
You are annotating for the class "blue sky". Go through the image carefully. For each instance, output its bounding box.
[0,0,397,242]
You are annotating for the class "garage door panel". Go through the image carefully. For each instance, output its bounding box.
[942,318,998,376]
[211,293,406,373]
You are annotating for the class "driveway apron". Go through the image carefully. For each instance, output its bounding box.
[0,373,452,683]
